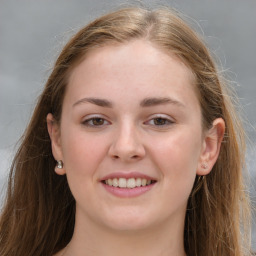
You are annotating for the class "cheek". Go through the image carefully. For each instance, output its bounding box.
[149,127,202,180]
[60,126,108,177]
[60,128,109,204]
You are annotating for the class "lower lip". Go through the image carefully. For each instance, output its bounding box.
[102,182,156,198]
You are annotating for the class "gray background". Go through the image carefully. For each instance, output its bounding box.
[0,0,256,248]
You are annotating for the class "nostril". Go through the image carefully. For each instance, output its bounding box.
[112,154,140,160]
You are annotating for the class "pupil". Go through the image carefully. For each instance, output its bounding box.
[154,118,165,125]
[93,118,104,125]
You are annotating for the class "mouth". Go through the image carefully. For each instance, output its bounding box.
[102,178,157,189]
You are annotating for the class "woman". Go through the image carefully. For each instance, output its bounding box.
[0,6,252,256]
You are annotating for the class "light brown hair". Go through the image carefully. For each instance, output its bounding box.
[0,7,251,256]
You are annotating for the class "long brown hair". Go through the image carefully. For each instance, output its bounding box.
[0,7,251,256]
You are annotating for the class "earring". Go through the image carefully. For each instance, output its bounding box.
[56,160,63,169]
[201,163,208,169]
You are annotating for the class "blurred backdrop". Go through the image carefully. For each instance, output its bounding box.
[0,0,256,247]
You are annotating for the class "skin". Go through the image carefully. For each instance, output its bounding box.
[47,40,225,256]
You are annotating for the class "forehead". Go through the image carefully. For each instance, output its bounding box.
[66,40,198,106]
[72,40,195,77]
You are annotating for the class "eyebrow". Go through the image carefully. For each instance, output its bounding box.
[72,96,185,108]
[73,97,113,108]
[140,97,185,108]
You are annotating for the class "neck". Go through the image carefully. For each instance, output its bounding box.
[63,210,186,256]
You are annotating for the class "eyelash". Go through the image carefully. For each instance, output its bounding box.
[145,116,174,127]
[81,115,174,128]
[82,116,111,127]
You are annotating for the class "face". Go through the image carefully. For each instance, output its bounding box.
[48,40,213,232]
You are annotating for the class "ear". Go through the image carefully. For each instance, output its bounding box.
[197,118,225,175]
[47,113,66,175]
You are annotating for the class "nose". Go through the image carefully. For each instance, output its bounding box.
[108,123,146,162]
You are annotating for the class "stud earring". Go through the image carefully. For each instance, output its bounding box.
[201,163,208,169]
[56,160,63,169]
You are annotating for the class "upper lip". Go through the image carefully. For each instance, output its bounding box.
[100,172,157,181]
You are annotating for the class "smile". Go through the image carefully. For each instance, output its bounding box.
[103,178,156,188]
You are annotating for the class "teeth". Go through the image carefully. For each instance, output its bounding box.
[141,178,147,186]
[107,179,113,186]
[104,177,154,188]
[136,178,142,187]
[119,178,127,188]
[127,178,135,188]
[113,178,118,187]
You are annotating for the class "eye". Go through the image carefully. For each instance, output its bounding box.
[82,116,110,127]
[152,117,170,126]
[145,116,174,127]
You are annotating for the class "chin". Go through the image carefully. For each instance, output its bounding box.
[100,208,158,232]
